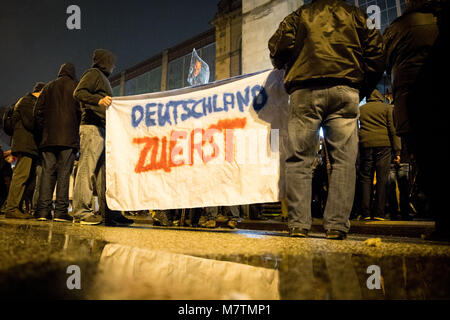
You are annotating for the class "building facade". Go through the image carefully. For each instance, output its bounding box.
[111,0,406,98]
[0,0,408,150]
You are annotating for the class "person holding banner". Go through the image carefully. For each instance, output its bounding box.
[269,0,384,239]
[72,49,133,226]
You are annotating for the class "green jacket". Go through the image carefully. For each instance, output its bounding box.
[359,90,401,156]
[11,93,39,157]
[74,49,115,128]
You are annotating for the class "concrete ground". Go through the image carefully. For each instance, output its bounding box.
[0,216,449,300]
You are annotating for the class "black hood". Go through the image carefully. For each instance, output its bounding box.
[58,62,77,81]
[33,82,46,93]
[367,89,385,103]
[92,49,116,77]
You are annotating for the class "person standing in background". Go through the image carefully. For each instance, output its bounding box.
[358,89,401,221]
[34,62,81,222]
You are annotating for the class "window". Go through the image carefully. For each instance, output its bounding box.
[112,86,120,97]
[167,57,184,90]
[125,67,162,95]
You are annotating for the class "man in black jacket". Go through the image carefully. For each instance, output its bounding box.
[4,82,46,219]
[72,49,133,226]
[269,0,384,239]
[384,0,448,239]
[358,89,401,220]
[33,63,81,222]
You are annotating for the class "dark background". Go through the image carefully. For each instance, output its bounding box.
[0,0,220,107]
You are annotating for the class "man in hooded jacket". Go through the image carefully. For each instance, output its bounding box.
[4,82,46,219]
[72,49,133,226]
[33,63,81,222]
[358,89,401,221]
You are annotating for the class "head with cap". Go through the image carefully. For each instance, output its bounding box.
[92,49,116,77]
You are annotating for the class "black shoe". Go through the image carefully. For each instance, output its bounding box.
[35,212,52,221]
[80,215,103,225]
[289,227,308,238]
[202,219,217,228]
[54,213,74,223]
[5,209,33,220]
[106,212,134,226]
[421,230,450,242]
[326,229,347,240]
[152,211,172,227]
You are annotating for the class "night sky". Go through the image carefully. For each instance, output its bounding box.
[0,0,220,107]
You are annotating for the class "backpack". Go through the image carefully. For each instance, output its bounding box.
[2,104,15,136]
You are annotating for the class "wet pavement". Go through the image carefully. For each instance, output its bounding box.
[0,216,449,300]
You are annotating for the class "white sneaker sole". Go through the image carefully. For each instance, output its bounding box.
[54,218,73,223]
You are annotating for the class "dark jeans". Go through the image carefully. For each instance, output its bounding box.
[205,206,240,221]
[403,134,447,234]
[387,163,410,219]
[37,147,76,217]
[359,147,391,218]
[286,85,359,233]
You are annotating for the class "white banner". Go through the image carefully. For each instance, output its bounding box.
[106,69,289,210]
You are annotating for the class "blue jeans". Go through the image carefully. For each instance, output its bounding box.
[72,125,105,220]
[286,85,359,233]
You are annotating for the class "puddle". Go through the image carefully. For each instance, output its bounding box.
[0,223,449,299]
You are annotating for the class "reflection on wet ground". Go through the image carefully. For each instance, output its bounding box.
[0,219,449,300]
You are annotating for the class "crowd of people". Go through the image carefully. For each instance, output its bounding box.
[268,0,447,240]
[0,0,447,240]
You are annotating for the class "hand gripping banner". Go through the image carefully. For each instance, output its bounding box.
[106,69,289,211]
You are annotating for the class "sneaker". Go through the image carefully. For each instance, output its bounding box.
[227,220,238,229]
[198,216,207,226]
[152,211,172,227]
[5,209,33,220]
[326,229,347,240]
[202,220,217,228]
[106,212,134,226]
[216,214,228,223]
[80,215,103,225]
[289,227,308,238]
[54,213,74,223]
[35,212,52,221]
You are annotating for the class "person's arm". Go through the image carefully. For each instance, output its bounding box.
[268,9,302,69]
[73,70,105,105]
[355,8,385,100]
[383,24,396,81]
[14,96,35,132]
[33,86,48,131]
[387,107,401,159]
